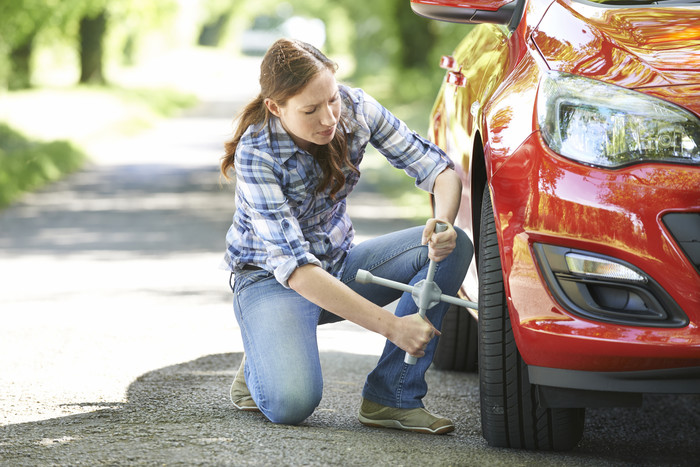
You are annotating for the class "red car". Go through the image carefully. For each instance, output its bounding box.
[412,0,700,450]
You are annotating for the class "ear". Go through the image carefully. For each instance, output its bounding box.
[264,98,282,118]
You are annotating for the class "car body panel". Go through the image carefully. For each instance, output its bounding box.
[428,0,700,376]
[533,1,700,89]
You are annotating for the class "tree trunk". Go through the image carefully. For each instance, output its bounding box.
[79,10,107,85]
[8,34,35,90]
[198,12,232,47]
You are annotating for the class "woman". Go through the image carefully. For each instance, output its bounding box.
[221,39,471,435]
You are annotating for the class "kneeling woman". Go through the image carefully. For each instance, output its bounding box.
[221,39,471,435]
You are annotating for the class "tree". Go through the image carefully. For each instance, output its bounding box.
[79,9,108,84]
[8,33,36,90]
[0,0,178,90]
[75,0,178,84]
[393,0,437,70]
[0,1,64,89]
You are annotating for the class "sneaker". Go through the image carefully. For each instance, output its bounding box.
[358,398,454,435]
[230,355,260,412]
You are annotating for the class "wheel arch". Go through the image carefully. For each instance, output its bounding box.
[471,131,487,276]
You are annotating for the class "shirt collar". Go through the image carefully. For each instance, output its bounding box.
[269,116,308,163]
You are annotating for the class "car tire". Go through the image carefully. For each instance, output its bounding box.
[433,305,478,372]
[478,185,585,451]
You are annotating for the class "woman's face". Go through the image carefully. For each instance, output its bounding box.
[265,68,341,152]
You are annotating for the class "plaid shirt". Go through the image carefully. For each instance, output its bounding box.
[222,85,453,287]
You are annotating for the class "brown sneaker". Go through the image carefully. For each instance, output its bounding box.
[230,355,260,412]
[358,398,454,435]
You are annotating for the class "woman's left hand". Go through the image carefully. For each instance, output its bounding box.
[422,218,457,262]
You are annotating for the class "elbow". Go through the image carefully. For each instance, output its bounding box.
[287,263,316,292]
[437,167,462,192]
[453,169,463,191]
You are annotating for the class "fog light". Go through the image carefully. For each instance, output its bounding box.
[533,243,687,327]
[565,253,646,283]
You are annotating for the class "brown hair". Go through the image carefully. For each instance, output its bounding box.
[221,38,358,199]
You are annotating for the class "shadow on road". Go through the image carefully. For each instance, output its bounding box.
[0,352,482,466]
[1,350,698,466]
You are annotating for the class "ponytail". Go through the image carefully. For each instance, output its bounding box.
[220,95,268,179]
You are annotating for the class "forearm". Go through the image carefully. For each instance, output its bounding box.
[288,264,399,340]
[422,168,462,262]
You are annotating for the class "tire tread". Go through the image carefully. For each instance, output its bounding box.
[477,186,584,451]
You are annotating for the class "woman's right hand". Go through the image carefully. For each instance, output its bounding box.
[392,313,441,358]
[288,264,442,356]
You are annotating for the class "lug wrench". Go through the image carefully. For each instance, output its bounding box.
[356,223,477,364]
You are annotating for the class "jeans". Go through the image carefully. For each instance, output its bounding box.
[231,226,472,425]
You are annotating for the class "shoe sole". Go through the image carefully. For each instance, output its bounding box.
[231,397,261,412]
[358,414,454,435]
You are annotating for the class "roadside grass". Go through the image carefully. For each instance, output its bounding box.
[0,85,196,208]
[0,123,87,207]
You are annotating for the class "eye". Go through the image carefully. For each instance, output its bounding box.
[304,107,316,115]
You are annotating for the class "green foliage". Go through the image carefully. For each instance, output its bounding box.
[197,0,240,45]
[0,124,87,207]
[235,0,472,120]
[0,0,179,89]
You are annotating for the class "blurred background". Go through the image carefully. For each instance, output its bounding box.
[0,0,470,208]
[0,0,473,426]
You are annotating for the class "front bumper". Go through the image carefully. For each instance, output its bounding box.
[489,132,700,374]
[529,365,700,394]
[529,364,700,408]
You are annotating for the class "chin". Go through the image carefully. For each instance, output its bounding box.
[316,133,336,146]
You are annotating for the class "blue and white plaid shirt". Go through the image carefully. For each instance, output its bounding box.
[222,84,453,287]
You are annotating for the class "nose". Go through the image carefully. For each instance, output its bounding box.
[320,104,338,127]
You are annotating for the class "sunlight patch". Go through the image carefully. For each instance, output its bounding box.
[36,436,76,447]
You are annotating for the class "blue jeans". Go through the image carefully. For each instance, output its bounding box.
[231,226,471,425]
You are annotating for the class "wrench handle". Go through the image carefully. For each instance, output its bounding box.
[404,222,448,365]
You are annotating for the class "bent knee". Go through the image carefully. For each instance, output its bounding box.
[454,226,473,258]
[259,385,322,425]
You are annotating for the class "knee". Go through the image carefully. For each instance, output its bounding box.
[259,382,322,425]
[454,226,473,258]
[438,227,472,285]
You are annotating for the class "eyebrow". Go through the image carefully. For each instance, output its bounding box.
[300,91,340,110]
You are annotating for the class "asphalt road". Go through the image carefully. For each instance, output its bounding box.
[1,55,698,466]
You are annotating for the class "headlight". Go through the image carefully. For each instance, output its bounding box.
[537,71,700,168]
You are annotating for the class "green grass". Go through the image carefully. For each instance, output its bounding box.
[0,85,197,208]
[0,123,87,207]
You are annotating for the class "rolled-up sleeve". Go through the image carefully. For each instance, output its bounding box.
[235,147,322,287]
[351,87,453,193]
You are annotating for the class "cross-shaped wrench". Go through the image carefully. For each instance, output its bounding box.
[356,223,477,364]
